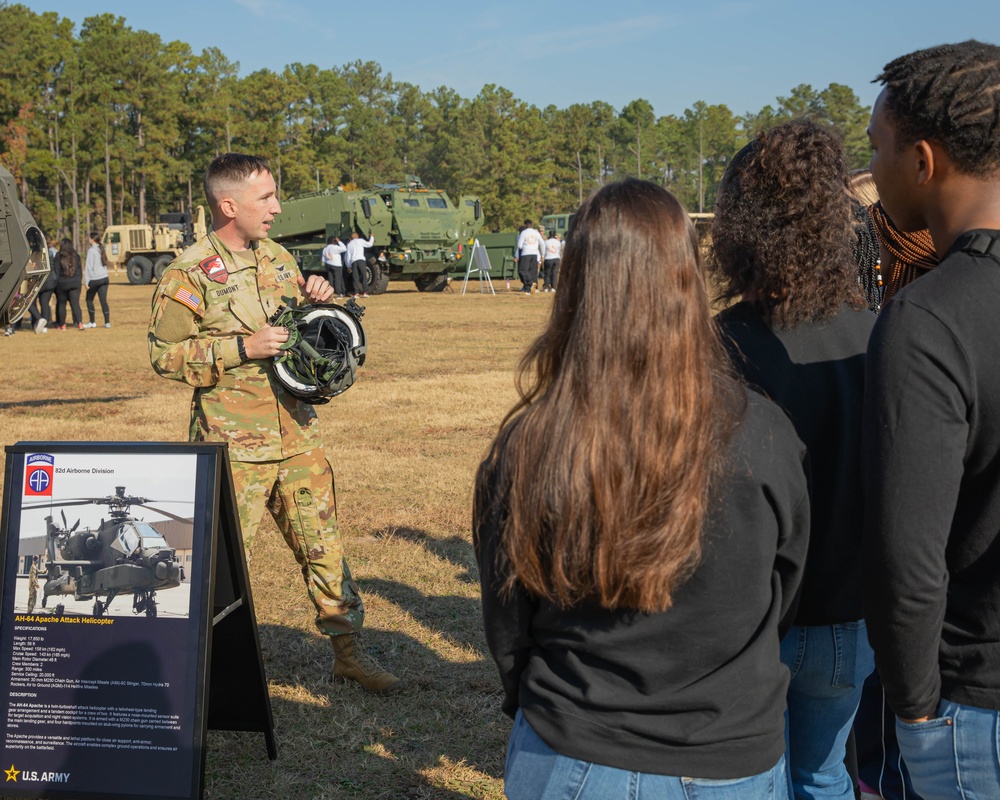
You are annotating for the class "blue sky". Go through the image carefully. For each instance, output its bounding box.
[18,0,1000,118]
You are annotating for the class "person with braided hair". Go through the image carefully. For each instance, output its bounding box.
[868,203,939,305]
[848,171,883,313]
[864,40,1000,799]
[713,120,873,800]
[848,171,940,314]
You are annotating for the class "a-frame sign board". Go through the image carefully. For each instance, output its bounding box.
[0,442,275,800]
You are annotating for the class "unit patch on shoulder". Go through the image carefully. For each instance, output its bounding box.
[199,255,228,284]
[172,285,203,312]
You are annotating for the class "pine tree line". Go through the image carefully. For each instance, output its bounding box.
[0,3,873,246]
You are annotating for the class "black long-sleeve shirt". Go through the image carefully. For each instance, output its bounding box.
[717,302,874,625]
[474,392,810,779]
[863,231,1000,720]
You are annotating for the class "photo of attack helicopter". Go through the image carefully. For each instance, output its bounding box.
[20,486,192,619]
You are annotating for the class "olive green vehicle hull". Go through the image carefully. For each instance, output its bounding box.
[269,182,484,293]
[447,232,519,283]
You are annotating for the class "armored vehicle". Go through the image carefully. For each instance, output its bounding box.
[269,178,483,293]
[105,206,207,285]
[456,211,716,285]
[539,213,574,237]
[0,165,50,324]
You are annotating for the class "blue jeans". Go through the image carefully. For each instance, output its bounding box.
[780,621,875,800]
[504,709,789,800]
[854,669,923,800]
[896,698,1000,800]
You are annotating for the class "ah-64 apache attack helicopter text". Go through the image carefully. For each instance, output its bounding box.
[22,486,191,619]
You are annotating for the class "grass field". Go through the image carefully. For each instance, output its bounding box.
[0,275,554,799]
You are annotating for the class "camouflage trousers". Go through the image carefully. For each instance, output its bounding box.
[27,585,37,615]
[229,449,364,637]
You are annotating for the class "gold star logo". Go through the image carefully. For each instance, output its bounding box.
[4,764,18,782]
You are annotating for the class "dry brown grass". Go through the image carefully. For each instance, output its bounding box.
[0,276,553,799]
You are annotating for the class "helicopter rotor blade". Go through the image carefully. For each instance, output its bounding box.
[136,504,193,524]
[61,510,67,528]
[21,498,102,510]
[71,519,80,532]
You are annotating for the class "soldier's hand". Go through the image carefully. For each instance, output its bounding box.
[298,274,334,303]
[244,324,290,359]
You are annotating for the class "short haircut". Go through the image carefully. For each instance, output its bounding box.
[204,153,272,206]
[876,40,1000,176]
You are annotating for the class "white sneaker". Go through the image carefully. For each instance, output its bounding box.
[83,322,97,329]
[104,323,112,329]
[34,318,47,334]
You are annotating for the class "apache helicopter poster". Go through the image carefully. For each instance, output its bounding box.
[0,443,237,800]
[14,451,197,620]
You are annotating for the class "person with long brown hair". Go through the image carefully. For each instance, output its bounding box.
[53,237,83,330]
[711,120,874,800]
[474,178,809,799]
[83,230,111,328]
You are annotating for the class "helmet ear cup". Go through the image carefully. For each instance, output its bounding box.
[271,303,367,404]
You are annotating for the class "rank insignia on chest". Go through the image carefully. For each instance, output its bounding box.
[199,255,229,284]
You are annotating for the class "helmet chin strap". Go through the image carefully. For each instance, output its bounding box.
[269,300,367,404]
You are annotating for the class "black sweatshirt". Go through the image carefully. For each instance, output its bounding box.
[864,231,1000,720]
[474,392,809,779]
[717,302,874,625]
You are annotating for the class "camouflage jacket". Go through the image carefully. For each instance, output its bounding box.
[148,232,322,462]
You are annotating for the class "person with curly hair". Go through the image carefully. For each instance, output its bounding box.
[711,120,874,800]
[475,178,809,799]
[863,40,1000,799]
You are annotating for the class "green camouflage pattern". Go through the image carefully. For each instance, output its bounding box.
[230,450,364,636]
[148,232,322,462]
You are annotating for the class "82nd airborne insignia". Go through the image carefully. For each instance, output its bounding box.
[199,255,228,284]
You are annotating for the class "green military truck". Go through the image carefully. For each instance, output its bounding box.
[268,178,484,293]
[454,211,715,286]
[539,212,574,237]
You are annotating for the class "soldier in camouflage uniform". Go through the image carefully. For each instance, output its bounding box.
[148,153,401,693]
[27,556,39,614]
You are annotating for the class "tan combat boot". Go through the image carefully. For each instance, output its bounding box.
[331,634,403,694]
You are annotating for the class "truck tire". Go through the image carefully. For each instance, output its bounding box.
[368,260,390,295]
[414,272,450,293]
[126,255,154,285]
[153,255,174,281]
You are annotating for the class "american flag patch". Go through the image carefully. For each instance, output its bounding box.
[172,286,202,311]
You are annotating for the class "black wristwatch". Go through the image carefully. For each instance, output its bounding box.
[236,336,248,362]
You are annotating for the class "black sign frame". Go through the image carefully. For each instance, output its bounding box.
[0,442,274,800]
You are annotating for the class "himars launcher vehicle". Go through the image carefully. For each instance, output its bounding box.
[268,177,484,293]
